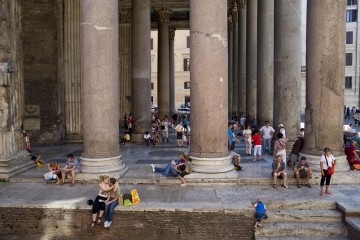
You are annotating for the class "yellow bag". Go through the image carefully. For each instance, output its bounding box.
[131,189,141,205]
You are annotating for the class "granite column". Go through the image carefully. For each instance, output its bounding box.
[231,1,239,115]
[169,28,176,114]
[80,0,127,176]
[273,0,301,147]
[155,8,172,119]
[131,0,151,141]
[188,0,235,177]
[238,0,247,115]
[246,0,258,121]
[228,17,233,117]
[257,0,274,125]
[301,0,349,178]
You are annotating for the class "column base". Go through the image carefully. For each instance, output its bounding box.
[130,133,147,143]
[0,151,34,179]
[185,170,238,179]
[189,155,234,173]
[299,153,359,184]
[79,155,128,177]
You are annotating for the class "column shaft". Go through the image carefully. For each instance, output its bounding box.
[257,0,274,125]
[232,2,239,114]
[189,0,233,174]
[169,28,176,114]
[273,0,301,142]
[238,0,247,115]
[156,8,172,118]
[228,17,233,116]
[80,0,126,175]
[246,0,257,120]
[131,0,151,138]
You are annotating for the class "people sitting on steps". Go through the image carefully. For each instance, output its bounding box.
[293,156,312,188]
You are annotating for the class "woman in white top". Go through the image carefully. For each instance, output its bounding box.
[243,125,252,156]
[320,147,336,196]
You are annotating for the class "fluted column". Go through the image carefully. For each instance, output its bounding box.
[228,17,233,116]
[155,8,172,119]
[80,0,127,176]
[246,0,257,120]
[64,0,82,142]
[301,1,349,178]
[238,0,247,115]
[189,0,235,177]
[273,0,301,151]
[119,9,132,127]
[169,28,176,114]
[131,0,152,141]
[231,1,239,114]
[0,0,32,178]
[257,0,274,125]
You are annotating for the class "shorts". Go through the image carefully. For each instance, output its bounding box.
[92,195,107,214]
[253,145,262,155]
[179,171,190,178]
[255,212,268,222]
[291,154,299,163]
[177,132,183,139]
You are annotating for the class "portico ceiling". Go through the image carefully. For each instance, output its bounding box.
[119,0,235,29]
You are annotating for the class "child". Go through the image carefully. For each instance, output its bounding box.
[250,198,268,231]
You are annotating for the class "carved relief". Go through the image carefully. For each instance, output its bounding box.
[119,9,131,23]
[24,105,40,117]
[0,62,12,86]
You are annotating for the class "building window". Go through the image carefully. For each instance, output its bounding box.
[346,53,353,66]
[347,0,357,5]
[151,82,154,90]
[345,77,353,89]
[346,10,357,22]
[186,36,190,48]
[151,38,153,50]
[346,31,354,44]
[184,81,190,89]
[183,58,190,71]
[151,96,154,103]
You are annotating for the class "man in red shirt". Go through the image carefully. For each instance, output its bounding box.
[345,140,360,169]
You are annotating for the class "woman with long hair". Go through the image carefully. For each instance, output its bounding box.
[104,178,122,229]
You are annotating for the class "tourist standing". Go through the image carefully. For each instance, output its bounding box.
[273,133,288,164]
[243,124,252,156]
[320,147,336,196]
[290,134,304,169]
[260,121,275,155]
[161,116,170,143]
[251,129,262,161]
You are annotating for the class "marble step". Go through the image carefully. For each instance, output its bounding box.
[254,222,347,238]
[256,237,349,240]
[266,209,342,223]
[263,199,336,210]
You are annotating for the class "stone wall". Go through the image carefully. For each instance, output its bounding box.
[20,0,65,145]
[0,207,254,240]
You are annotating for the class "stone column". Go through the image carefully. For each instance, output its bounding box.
[273,0,301,149]
[119,9,132,128]
[131,0,151,141]
[64,0,82,142]
[228,17,233,116]
[169,28,176,114]
[246,0,257,120]
[238,0,247,115]
[80,0,127,177]
[231,1,239,115]
[0,0,32,179]
[188,0,235,177]
[257,0,274,125]
[155,8,172,119]
[301,0,349,180]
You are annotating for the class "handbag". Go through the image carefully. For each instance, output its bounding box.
[325,155,335,175]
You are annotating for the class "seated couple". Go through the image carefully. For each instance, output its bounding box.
[43,154,80,186]
[151,153,192,186]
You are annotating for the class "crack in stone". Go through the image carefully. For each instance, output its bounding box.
[81,22,112,31]
[192,31,228,47]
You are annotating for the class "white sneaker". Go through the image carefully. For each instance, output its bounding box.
[151,164,155,173]
[171,160,176,166]
[104,221,108,228]
[107,221,112,228]
[180,183,187,187]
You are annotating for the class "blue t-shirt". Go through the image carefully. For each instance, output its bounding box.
[255,201,266,214]
[183,118,189,126]
[228,128,233,143]
[66,158,80,171]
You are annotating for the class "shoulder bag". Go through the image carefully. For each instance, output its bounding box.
[325,155,335,175]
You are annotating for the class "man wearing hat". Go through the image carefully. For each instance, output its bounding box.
[294,157,312,188]
[278,123,286,138]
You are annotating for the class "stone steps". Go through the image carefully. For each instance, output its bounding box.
[264,200,336,210]
[254,222,347,239]
[256,237,349,240]
[266,209,342,223]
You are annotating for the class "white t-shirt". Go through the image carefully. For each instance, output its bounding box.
[144,134,151,140]
[320,154,335,170]
[260,126,275,139]
[162,120,169,131]
[280,128,286,138]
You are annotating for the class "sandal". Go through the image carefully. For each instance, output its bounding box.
[273,184,277,188]
[325,191,332,195]
[305,184,312,188]
[91,221,96,228]
[297,184,302,188]
[97,219,102,225]
[282,185,288,189]
[320,192,324,196]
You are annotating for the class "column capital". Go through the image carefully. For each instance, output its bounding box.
[154,8,172,24]
[231,1,238,21]
[238,0,247,9]
[119,9,131,23]
[169,27,176,41]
